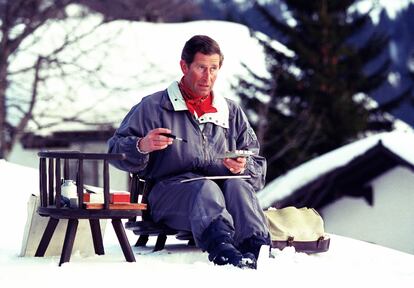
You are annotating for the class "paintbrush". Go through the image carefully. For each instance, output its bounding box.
[160,133,188,143]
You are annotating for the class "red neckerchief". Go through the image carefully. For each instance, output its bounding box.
[178,77,217,117]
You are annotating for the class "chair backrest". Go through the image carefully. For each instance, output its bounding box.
[38,151,126,210]
[128,173,154,221]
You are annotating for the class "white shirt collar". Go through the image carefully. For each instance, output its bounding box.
[167,81,229,129]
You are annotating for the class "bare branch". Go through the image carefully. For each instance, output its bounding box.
[14,55,42,137]
[8,0,74,55]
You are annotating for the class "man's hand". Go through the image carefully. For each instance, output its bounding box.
[137,128,174,153]
[223,157,247,174]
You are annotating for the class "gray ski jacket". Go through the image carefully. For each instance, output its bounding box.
[108,82,267,191]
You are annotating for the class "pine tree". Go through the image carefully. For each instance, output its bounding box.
[236,0,406,182]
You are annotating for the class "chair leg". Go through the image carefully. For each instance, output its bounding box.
[187,238,196,247]
[59,219,79,266]
[111,218,135,262]
[153,234,167,252]
[135,235,149,247]
[35,217,59,257]
[89,219,105,255]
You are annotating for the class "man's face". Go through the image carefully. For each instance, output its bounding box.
[180,52,221,97]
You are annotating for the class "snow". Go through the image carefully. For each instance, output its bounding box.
[257,130,414,209]
[358,0,414,19]
[1,159,414,287]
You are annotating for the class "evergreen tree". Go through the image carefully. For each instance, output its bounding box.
[236,0,406,182]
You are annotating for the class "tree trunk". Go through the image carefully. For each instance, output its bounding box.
[0,33,10,159]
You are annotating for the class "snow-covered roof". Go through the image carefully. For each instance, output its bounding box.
[257,130,414,209]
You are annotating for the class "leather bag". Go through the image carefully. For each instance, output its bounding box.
[264,206,330,253]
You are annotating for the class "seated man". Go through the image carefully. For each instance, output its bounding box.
[108,35,270,268]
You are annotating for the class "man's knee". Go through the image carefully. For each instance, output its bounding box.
[221,178,254,199]
[194,179,224,203]
[222,178,252,190]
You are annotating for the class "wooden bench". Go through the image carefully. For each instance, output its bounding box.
[125,174,195,251]
[35,151,146,266]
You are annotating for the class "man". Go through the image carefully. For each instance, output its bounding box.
[108,35,269,268]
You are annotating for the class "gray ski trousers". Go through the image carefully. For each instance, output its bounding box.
[148,176,269,250]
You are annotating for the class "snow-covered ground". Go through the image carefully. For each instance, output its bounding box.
[1,160,413,288]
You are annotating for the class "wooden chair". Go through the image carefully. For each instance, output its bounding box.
[35,151,146,266]
[125,174,195,252]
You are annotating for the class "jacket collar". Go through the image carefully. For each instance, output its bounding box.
[166,81,229,129]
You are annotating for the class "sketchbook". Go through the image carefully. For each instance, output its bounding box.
[180,175,251,183]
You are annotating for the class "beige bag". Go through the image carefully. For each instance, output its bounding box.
[264,206,330,253]
[20,194,106,257]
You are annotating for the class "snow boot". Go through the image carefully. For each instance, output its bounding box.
[201,218,256,269]
[238,235,271,260]
[240,252,257,269]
